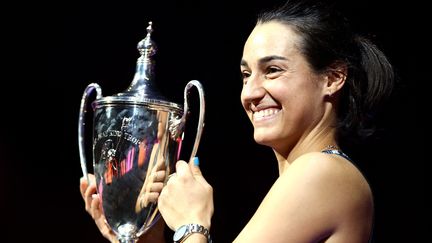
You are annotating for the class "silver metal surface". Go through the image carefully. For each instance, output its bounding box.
[77,21,205,242]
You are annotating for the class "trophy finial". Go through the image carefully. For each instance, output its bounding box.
[120,21,161,99]
[146,21,153,35]
[137,21,156,57]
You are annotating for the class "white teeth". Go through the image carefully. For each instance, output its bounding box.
[253,108,280,120]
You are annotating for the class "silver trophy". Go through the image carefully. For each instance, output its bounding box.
[78,22,205,242]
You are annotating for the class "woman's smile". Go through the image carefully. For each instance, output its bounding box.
[252,107,281,123]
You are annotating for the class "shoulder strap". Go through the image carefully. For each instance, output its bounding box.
[321,149,353,162]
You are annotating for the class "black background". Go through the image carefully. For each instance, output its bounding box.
[1,0,427,242]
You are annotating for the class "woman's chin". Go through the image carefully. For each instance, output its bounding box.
[253,132,274,146]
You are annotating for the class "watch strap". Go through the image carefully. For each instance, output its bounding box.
[174,223,212,243]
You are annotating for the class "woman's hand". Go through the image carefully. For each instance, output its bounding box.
[158,158,214,231]
[80,174,118,243]
[80,174,166,243]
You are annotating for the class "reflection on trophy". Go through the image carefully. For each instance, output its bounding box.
[78,22,205,243]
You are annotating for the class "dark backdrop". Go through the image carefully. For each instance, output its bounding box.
[1,0,427,242]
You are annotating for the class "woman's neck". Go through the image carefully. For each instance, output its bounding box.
[274,126,337,175]
[274,101,339,175]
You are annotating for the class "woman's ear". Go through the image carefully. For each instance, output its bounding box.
[324,62,347,97]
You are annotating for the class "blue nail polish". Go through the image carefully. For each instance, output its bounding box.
[193,157,200,166]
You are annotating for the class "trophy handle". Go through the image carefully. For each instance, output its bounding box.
[182,80,205,162]
[78,83,103,182]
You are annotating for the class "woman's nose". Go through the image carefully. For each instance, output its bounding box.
[241,75,266,104]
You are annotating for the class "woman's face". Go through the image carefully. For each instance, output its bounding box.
[240,21,327,153]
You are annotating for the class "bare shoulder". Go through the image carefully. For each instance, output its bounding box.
[235,152,374,243]
[284,152,374,216]
[287,151,370,187]
[287,152,373,203]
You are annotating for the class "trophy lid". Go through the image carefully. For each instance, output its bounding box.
[93,22,181,111]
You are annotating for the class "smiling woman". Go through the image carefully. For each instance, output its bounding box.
[156,0,394,242]
[240,23,330,154]
[80,0,395,242]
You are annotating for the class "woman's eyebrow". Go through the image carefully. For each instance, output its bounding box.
[258,55,288,65]
[240,55,288,68]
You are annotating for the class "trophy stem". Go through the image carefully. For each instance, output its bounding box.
[117,223,139,243]
[118,237,138,243]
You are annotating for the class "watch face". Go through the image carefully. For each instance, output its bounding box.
[173,225,188,241]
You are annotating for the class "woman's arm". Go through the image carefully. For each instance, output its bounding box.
[234,152,373,243]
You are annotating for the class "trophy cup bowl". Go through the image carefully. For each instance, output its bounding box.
[78,22,205,243]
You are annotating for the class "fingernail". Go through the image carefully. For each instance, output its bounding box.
[193,157,200,166]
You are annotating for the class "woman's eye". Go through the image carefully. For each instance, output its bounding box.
[241,71,251,78]
[267,66,281,74]
[241,71,251,84]
[265,66,282,79]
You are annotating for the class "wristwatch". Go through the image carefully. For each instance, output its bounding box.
[173,223,212,243]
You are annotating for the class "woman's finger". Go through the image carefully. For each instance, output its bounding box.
[90,194,101,219]
[149,182,164,193]
[84,183,97,213]
[79,177,88,198]
[153,170,166,183]
[175,160,192,180]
